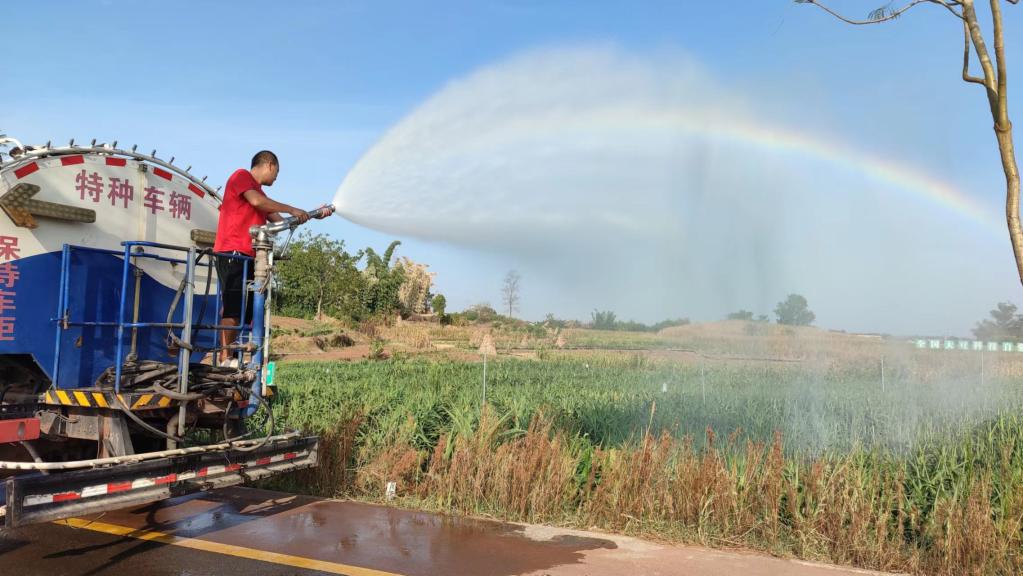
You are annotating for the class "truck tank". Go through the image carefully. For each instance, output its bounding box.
[0,136,318,527]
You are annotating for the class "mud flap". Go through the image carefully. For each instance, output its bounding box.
[2,436,316,528]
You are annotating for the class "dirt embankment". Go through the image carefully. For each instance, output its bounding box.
[270,316,367,362]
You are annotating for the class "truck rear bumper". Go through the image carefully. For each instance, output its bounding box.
[1,435,316,527]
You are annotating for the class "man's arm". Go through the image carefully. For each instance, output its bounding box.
[242,190,309,223]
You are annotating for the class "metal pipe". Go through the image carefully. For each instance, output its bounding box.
[242,231,271,418]
[214,256,223,368]
[261,249,276,396]
[239,257,249,365]
[128,265,143,361]
[125,240,205,252]
[0,432,301,470]
[166,413,180,450]
[176,247,196,439]
[250,204,335,236]
[64,245,214,268]
[60,321,251,330]
[62,246,122,256]
[50,244,70,389]
[19,441,48,474]
[113,244,133,393]
[128,322,248,331]
[124,253,191,265]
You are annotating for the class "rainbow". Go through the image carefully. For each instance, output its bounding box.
[709,118,1003,235]
[429,105,1004,235]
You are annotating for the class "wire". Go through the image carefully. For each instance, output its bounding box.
[222,394,275,452]
[111,391,186,443]
[0,432,302,470]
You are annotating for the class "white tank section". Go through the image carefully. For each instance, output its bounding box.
[0,138,221,290]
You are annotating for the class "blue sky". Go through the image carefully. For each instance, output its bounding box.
[5,1,1023,334]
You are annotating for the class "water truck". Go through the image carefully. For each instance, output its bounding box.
[0,135,329,527]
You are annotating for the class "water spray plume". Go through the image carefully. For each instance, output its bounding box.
[335,46,1003,333]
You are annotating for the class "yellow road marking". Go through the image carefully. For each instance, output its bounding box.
[55,390,72,405]
[92,393,109,408]
[58,518,404,576]
[132,394,153,410]
[73,391,91,407]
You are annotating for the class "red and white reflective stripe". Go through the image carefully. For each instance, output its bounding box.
[8,153,212,199]
[20,449,308,507]
[155,473,177,485]
[13,162,39,179]
[108,481,133,493]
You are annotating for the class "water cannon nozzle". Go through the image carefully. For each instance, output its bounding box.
[315,203,336,219]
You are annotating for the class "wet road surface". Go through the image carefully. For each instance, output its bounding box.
[1,486,899,576]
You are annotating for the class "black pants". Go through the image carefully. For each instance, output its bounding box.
[215,253,254,324]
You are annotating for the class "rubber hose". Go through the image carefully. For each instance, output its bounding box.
[0,432,301,470]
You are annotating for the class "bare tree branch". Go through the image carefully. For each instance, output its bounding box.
[796,0,961,23]
[963,20,988,84]
[992,0,1009,122]
[926,0,967,19]
[800,0,1023,290]
[962,1,1000,97]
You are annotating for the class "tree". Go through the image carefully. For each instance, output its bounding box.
[797,0,1023,286]
[591,309,617,330]
[362,240,405,316]
[274,232,362,320]
[774,294,816,326]
[727,309,755,321]
[502,270,521,318]
[431,294,447,317]
[467,303,498,323]
[394,256,435,315]
[973,301,1023,340]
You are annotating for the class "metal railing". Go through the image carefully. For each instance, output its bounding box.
[51,242,252,393]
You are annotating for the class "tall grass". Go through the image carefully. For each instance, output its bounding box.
[270,354,1023,575]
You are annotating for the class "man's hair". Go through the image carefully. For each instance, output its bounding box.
[251,150,279,169]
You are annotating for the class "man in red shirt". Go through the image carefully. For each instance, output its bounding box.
[213,150,310,366]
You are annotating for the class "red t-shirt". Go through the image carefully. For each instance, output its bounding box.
[214,169,268,256]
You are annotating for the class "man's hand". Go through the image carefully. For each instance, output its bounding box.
[288,207,310,224]
[314,203,335,219]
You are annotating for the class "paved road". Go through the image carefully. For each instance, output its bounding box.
[1,487,898,576]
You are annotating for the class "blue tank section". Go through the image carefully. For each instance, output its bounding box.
[4,249,220,389]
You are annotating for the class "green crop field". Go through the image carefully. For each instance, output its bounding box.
[267,340,1023,576]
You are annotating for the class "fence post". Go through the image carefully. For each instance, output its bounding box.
[881,355,885,394]
[700,355,706,403]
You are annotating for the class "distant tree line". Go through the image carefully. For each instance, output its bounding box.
[724,294,816,327]
[588,310,690,332]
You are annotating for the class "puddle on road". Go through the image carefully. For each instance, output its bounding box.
[92,487,619,576]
